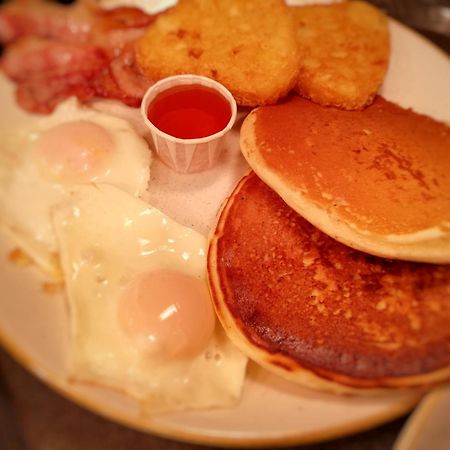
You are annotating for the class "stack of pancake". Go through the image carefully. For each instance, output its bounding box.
[207,95,450,394]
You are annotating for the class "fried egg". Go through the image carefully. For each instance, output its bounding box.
[52,183,247,412]
[0,98,151,278]
[96,0,177,15]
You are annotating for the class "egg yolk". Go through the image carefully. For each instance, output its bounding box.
[35,120,114,182]
[118,269,215,358]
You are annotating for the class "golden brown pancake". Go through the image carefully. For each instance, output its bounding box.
[135,0,300,107]
[208,172,450,393]
[240,95,450,263]
[291,1,389,110]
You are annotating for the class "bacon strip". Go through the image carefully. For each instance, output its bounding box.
[16,74,97,114]
[2,37,109,113]
[0,0,156,113]
[109,45,152,100]
[2,38,108,80]
[0,1,93,44]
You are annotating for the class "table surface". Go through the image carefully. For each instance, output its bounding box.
[0,3,449,450]
[0,347,411,450]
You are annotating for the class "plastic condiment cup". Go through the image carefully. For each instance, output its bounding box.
[140,74,237,173]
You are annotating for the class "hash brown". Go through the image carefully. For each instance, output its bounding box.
[291,1,389,110]
[208,172,450,393]
[135,0,300,106]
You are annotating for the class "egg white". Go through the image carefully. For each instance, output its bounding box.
[0,98,151,278]
[96,0,177,14]
[52,183,247,413]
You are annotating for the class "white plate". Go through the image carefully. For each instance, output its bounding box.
[0,18,449,448]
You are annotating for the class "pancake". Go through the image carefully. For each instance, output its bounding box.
[208,172,450,393]
[240,95,450,263]
[291,1,389,110]
[135,0,300,107]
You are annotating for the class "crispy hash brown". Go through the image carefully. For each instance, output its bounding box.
[135,0,300,106]
[208,172,450,393]
[291,1,389,110]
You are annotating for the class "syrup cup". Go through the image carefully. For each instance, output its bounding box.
[141,74,237,173]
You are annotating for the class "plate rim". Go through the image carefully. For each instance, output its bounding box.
[0,321,421,448]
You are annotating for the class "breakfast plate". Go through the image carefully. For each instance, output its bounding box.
[0,13,449,449]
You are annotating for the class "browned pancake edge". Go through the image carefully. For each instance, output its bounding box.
[240,96,450,263]
[207,172,450,394]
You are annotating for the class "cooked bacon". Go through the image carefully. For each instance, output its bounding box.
[16,73,97,113]
[92,66,143,108]
[95,5,155,31]
[1,35,149,111]
[2,37,108,81]
[109,45,152,100]
[2,37,108,113]
[0,1,155,50]
[0,0,157,113]
[94,27,148,58]
[0,1,93,44]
